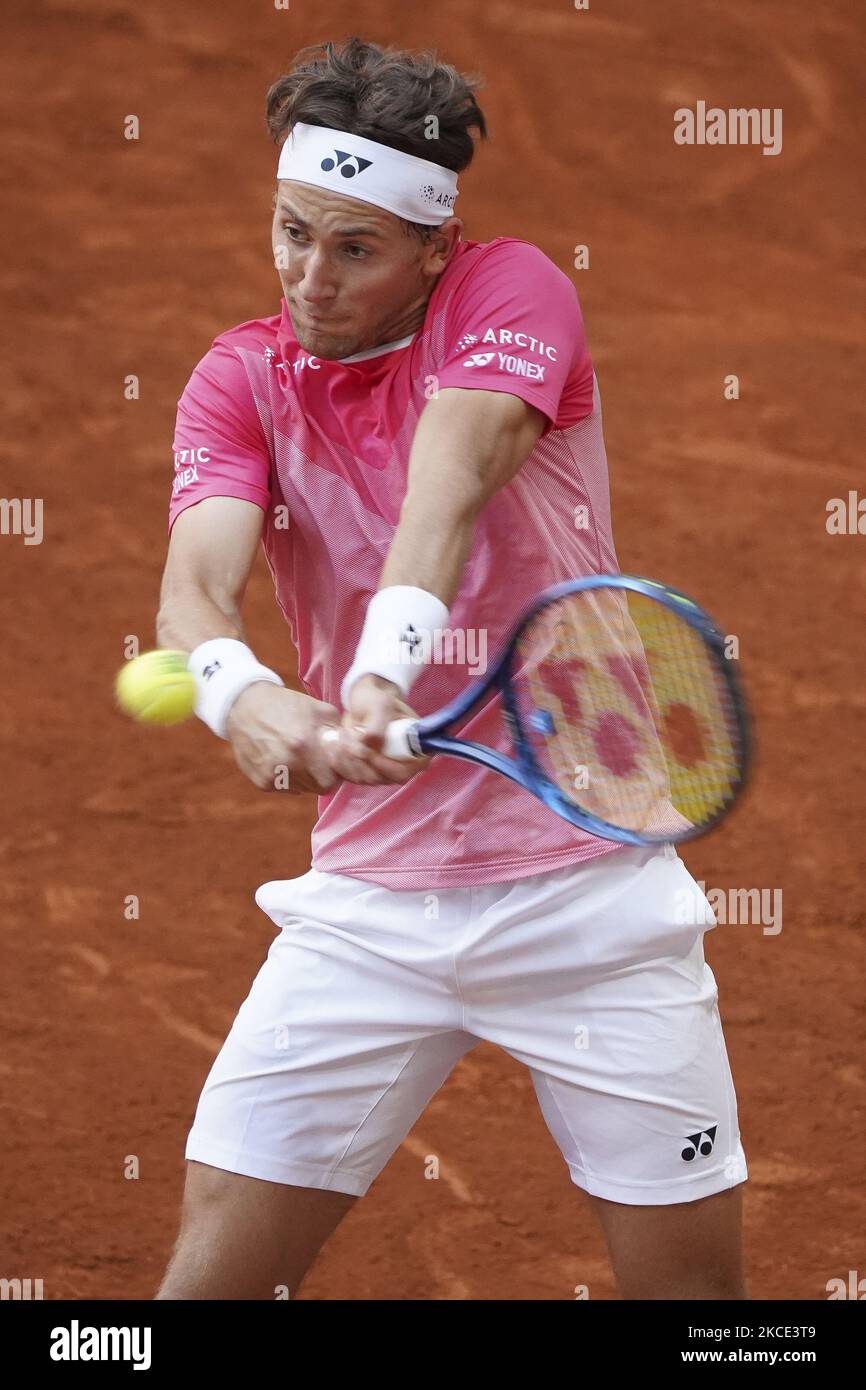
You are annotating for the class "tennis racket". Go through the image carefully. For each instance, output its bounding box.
[379,574,750,845]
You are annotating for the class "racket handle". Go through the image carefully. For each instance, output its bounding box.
[383,717,421,759]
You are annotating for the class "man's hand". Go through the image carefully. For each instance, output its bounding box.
[225,679,429,793]
[225,684,344,793]
[339,674,432,784]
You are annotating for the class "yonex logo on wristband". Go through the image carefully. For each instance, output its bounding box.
[190,640,284,739]
[400,624,423,652]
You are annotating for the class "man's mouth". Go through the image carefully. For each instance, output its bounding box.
[294,303,342,327]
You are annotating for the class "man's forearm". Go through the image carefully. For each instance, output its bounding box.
[156,586,247,653]
[378,499,475,607]
[156,497,264,654]
[374,388,545,607]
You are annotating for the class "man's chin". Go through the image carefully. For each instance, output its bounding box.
[292,322,360,360]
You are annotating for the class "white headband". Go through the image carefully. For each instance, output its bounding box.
[277,122,459,226]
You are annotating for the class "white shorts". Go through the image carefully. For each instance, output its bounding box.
[186,843,747,1206]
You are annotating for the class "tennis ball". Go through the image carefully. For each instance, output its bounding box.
[115,649,196,726]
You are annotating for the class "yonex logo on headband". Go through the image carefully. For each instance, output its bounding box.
[277,123,459,226]
[320,150,373,178]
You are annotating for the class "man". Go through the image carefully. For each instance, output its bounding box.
[155,37,748,1300]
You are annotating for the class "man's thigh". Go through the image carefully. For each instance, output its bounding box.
[525,936,747,1208]
[158,1161,358,1299]
[466,846,748,1209]
[186,870,478,1196]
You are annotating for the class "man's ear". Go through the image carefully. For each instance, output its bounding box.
[423,218,463,275]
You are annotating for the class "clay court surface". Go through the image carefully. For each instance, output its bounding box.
[1,0,863,1298]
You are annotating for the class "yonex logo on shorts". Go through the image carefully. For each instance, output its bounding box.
[681,1125,717,1161]
[320,151,373,178]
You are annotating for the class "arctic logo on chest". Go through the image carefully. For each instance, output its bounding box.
[281,355,320,376]
[265,348,321,375]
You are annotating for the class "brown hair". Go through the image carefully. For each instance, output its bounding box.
[266,36,487,237]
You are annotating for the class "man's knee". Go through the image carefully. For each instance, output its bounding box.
[589,1185,747,1301]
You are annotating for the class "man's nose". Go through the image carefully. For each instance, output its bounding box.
[298,248,338,302]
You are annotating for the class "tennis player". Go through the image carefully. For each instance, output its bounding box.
[154,37,748,1300]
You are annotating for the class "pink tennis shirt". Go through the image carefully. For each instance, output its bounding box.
[169,235,626,887]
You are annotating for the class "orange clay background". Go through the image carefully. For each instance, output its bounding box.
[1,0,863,1300]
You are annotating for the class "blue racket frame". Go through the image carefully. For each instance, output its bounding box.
[407,573,752,846]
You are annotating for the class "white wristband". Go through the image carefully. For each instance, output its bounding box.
[340,585,450,707]
[188,638,284,739]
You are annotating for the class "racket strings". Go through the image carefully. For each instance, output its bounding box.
[512,590,742,835]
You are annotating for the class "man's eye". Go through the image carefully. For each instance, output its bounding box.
[283,225,306,240]
[345,245,369,259]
